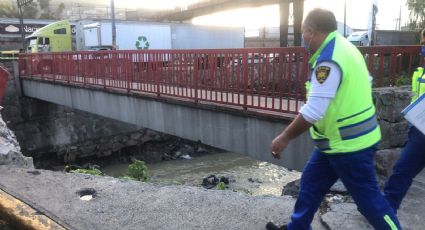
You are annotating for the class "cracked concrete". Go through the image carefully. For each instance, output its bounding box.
[1,165,424,230]
[0,166,326,230]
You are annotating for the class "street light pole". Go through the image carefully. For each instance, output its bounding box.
[344,0,347,37]
[18,5,25,50]
[111,0,116,49]
[16,0,33,51]
[398,5,401,30]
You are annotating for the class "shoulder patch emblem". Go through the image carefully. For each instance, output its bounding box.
[315,66,331,84]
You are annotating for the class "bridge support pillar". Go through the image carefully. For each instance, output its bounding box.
[279,0,290,47]
[280,0,304,47]
[293,0,304,46]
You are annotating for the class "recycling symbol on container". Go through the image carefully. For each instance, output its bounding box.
[135,36,150,50]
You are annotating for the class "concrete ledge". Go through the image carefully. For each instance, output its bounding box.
[0,189,65,230]
[1,166,424,229]
[0,165,327,230]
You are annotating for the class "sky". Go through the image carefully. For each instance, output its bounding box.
[306,0,409,30]
[114,0,409,30]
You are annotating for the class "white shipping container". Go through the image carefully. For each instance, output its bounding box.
[83,22,172,50]
[171,24,244,49]
[78,20,244,51]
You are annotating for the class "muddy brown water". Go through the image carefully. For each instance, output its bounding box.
[101,151,300,196]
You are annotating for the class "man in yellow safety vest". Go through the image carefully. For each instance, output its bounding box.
[266,8,401,230]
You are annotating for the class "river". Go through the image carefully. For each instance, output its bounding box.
[101,151,300,196]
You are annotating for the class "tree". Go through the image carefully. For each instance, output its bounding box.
[0,0,65,20]
[36,0,66,19]
[0,1,38,19]
[0,3,19,18]
[406,0,425,29]
[38,0,51,19]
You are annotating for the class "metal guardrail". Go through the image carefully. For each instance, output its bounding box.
[18,46,423,115]
[0,65,9,105]
[358,46,423,87]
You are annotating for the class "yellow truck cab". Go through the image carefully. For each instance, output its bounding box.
[26,20,72,53]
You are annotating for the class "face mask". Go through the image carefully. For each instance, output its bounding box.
[302,37,313,54]
[421,46,425,57]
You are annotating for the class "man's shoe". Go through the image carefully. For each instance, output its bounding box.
[265,222,288,230]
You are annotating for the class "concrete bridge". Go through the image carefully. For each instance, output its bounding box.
[16,45,422,170]
[158,0,281,21]
[156,0,305,46]
[16,65,313,171]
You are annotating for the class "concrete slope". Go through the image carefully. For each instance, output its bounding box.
[0,166,325,230]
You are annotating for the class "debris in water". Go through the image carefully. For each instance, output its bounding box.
[179,154,192,160]
[202,175,230,189]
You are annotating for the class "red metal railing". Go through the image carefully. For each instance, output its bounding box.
[18,46,422,115]
[358,46,423,87]
[0,65,9,105]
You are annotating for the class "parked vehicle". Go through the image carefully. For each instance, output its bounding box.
[347,31,369,46]
[347,30,418,46]
[26,20,245,53]
[26,20,72,53]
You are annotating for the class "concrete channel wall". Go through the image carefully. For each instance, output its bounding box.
[21,78,314,171]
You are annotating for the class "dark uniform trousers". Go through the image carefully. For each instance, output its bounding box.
[384,126,425,212]
[287,146,401,230]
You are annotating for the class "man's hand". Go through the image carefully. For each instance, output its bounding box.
[268,114,312,160]
[270,134,290,159]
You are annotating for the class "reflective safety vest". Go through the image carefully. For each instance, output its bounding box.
[306,31,381,154]
[411,67,425,102]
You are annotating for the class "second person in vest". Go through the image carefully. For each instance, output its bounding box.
[383,28,425,214]
[266,8,401,230]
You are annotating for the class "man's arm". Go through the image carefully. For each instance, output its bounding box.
[269,62,341,159]
[270,114,312,159]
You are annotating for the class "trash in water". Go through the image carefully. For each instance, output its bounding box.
[202,175,230,189]
[179,154,192,160]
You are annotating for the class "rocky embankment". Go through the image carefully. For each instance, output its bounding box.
[0,113,32,168]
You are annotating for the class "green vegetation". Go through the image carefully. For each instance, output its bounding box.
[216,182,226,190]
[0,0,65,19]
[65,160,149,182]
[126,160,149,182]
[395,74,411,87]
[69,168,103,176]
[406,0,425,29]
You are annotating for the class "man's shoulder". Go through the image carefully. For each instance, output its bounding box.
[312,62,341,85]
